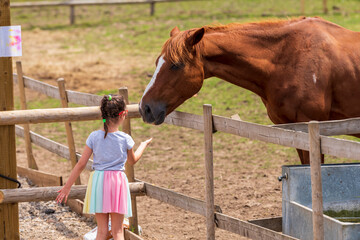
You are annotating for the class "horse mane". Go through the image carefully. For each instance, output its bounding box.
[161,17,319,65]
[161,29,203,65]
[204,17,314,31]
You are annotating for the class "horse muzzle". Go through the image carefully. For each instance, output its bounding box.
[139,103,166,125]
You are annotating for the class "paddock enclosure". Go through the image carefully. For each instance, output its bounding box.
[0,61,360,239]
[3,0,360,239]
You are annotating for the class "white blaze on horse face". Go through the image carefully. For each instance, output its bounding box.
[140,56,166,108]
[313,74,317,84]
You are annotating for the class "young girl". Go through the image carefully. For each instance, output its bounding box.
[56,94,152,240]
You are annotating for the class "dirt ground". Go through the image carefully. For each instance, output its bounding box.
[14,27,292,240]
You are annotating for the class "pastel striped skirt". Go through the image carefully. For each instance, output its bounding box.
[83,170,132,218]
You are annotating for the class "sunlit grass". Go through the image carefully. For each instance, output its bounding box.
[12,0,360,165]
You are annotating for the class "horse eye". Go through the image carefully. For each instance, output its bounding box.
[170,63,184,70]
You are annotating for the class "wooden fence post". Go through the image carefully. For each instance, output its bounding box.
[203,104,215,240]
[16,61,38,170]
[119,87,139,235]
[150,2,155,16]
[300,0,305,15]
[323,0,328,14]
[70,5,75,25]
[57,78,81,185]
[0,0,20,239]
[308,121,324,240]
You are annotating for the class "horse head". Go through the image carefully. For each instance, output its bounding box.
[139,27,206,125]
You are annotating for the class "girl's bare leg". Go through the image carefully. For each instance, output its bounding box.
[110,213,125,240]
[95,213,110,240]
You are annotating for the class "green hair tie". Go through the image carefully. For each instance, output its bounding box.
[103,119,106,123]
[108,95,112,101]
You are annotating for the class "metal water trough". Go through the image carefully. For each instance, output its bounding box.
[282,163,360,240]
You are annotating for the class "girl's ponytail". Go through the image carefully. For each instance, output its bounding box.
[103,118,109,139]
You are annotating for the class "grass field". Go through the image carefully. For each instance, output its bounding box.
[11,0,360,111]
[10,0,360,239]
[12,0,360,161]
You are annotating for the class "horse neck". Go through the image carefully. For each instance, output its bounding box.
[201,26,284,99]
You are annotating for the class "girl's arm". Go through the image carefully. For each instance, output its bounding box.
[127,138,152,165]
[56,145,93,204]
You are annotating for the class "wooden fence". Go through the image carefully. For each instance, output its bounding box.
[2,62,360,239]
[300,0,328,15]
[11,0,330,25]
[11,0,202,24]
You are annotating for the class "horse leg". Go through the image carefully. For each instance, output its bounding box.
[296,149,308,164]
[296,149,324,164]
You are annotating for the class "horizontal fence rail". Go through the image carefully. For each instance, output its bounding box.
[143,180,222,216]
[17,166,63,187]
[215,213,298,240]
[10,0,205,24]
[165,111,360,161]
[212,115,360,161]
[0,182,145,204]
[213,115,310,151]
[14,74,110,106]
[10,0,195,8]
[0,105,140,125]
[15,125,94,170]
[274,118,360,136]
[164,110,204,131]
[1,107,101,124]
[124,229,144,240]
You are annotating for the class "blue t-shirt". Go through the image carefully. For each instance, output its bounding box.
[86,130,135,171]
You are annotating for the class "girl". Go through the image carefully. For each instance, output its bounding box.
[56,94,152,240]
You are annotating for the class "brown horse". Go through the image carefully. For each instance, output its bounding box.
[139,17,360,164]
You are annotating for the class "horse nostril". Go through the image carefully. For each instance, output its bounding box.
[145,104,152,115]
[144,104,155,123]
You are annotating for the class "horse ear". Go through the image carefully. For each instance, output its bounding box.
[170,27,180,37]
[186,28,205,48]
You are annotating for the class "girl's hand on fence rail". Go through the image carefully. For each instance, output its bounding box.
[56,186,71,204]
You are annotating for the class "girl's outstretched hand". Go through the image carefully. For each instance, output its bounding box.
[142,138,153,146]
[128,138,153,165]
[56,185,71,204]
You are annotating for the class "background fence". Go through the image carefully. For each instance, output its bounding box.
[10,0,333,25]
[11,0,205,24]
